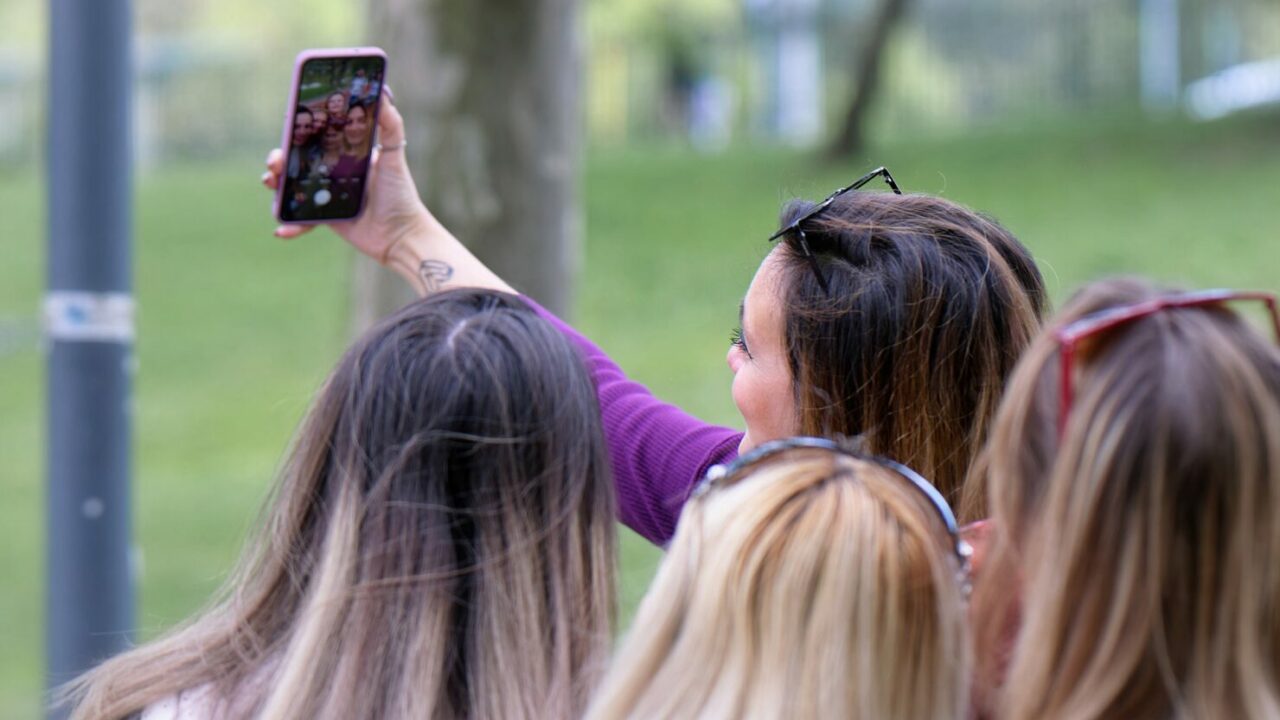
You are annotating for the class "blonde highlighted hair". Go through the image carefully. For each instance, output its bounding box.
[587,446,970,720]
[62,289,617,720]
[973,277,1280,719]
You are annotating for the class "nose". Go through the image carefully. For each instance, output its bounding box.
[726,346,742,373]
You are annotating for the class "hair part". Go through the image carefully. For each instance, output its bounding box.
[64,289,618,720]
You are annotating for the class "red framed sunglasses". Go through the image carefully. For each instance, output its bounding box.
[1053,289,1280,435]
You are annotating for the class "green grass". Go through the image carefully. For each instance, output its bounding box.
[2,112,1278,716]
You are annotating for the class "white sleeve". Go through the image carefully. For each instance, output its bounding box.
[140,684,214,720]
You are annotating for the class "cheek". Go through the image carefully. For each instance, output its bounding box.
[732,363,799,447]
[732,365,784,437]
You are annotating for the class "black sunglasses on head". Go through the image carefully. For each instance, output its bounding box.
[767,166,902,293]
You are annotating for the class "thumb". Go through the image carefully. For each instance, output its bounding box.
[376,86,407,153]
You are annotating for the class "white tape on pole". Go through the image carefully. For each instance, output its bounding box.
[44,292,135,343]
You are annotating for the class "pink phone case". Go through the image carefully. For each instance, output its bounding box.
[275,47,388,225]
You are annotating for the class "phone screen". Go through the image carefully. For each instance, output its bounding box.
[279,54,386,223]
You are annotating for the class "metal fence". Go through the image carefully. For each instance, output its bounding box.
[2,0,1278,168]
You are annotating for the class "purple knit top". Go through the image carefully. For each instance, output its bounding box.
[527,299,743,546]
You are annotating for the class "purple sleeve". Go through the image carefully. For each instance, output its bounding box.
[524,297,743,546]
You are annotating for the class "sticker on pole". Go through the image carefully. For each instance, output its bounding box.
[44,292,135,343]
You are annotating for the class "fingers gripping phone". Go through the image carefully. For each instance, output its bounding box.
[276,48,387,224]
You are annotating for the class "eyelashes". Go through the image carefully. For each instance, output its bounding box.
[730,327,750,358]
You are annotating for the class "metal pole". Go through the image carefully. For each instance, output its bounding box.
[1139,0,1181,112]
[46,0,135,715]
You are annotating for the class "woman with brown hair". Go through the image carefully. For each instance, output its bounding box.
[61,289,618,720]
[324,90,348,124]
[333,99,373,179]
[585,438,973,720]
[972,277,1280,719]
[313,118,345,179]
[262,94,1047,544]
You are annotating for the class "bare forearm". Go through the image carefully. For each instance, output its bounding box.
[383,208,515,297]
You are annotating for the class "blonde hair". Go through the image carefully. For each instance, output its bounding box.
[974,277,1280,719]
[587,448,970,720]
[62,290,617,720]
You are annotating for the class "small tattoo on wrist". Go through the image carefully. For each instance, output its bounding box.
[418,260,454,293]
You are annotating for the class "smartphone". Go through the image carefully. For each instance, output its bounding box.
[276,48,387,224]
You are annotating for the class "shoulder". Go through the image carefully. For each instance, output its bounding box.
[140,684,216,720]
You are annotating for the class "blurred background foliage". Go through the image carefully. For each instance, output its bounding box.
[4,0,1276,165]
[2,0,1279,716]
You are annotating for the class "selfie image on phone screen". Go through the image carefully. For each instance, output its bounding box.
[279,54,386,223]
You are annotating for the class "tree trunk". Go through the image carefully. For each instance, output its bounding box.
[355,0,582,332]
[828,0,909,159]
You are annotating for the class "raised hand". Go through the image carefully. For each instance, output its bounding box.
[261,88,511,296]
[263,88,437,264]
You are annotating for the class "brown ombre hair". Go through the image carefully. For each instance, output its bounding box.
[974,277,1280,719]
[63,289,617,720]
[775,192,1047,519]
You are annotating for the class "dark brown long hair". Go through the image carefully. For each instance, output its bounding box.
[974,277,1280,719]
[65,289,618,720]
[775,191,1047,518]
